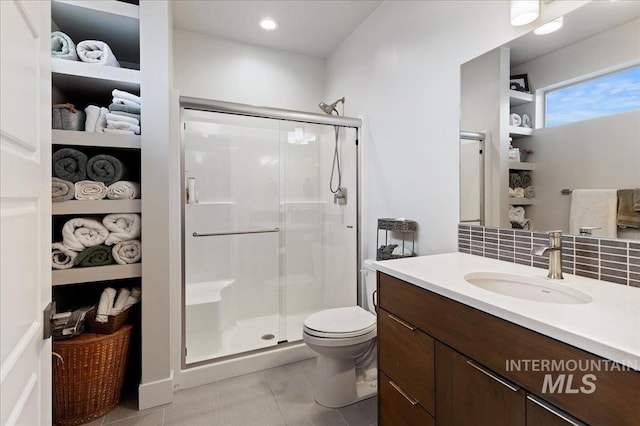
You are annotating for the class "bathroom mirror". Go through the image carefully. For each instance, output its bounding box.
[460,1,640,239]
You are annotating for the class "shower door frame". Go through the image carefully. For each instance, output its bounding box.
[179,97,362,370]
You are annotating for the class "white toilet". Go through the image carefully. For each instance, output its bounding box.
[302,259,378,408]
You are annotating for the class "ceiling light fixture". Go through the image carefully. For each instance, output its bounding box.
[511,0,540,26]
[534,16,564,35]
[259,18,279,31]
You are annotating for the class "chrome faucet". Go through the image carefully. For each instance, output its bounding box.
[531,230,564,279]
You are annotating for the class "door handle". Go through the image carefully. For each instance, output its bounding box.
[466,360,520,392]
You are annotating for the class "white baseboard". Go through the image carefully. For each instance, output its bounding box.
[138,372,174,410]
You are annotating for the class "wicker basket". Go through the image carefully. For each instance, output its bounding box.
[53,324,133,425]
[85,305,136,335]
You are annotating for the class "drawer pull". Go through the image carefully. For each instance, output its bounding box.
[527,395,586,426]
[387,314,416,331]
[466,360,520,392]
[389,380,419,406]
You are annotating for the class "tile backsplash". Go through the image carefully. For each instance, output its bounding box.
[458,224,640,288]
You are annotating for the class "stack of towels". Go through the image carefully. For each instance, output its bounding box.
[95,287,141,323]
[508,172,535,199]
[51,31,120,67]
[51,147,139,202]
[51,214,142,269]
[509,206,531,230]
[85,89,142,135]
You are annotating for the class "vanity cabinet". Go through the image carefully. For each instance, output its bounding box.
[377,272,640,426]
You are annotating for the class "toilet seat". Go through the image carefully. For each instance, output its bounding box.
[303,306,376,339]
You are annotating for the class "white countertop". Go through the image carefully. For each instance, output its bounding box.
[372,252,640,370]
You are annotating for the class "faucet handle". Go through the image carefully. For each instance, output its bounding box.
[546,230,563,248]
[579,226,601,236]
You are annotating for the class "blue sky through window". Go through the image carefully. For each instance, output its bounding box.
[545,65,640,127]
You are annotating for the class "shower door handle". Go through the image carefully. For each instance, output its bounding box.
[192,228,280,237]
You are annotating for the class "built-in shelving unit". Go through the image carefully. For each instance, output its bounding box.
[508,89,534,107]
[53,263,142,286]
[53,200,141,215]
[53,129,141,149]
[508,198,535,206]
[508,161,535,171]
[509,126,533,137]
[51,58,140,95]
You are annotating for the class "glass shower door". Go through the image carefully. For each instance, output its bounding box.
[183,110,283,364]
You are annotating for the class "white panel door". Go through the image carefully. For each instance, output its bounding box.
[0,1,52,425]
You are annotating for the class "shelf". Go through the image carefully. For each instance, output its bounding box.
[509,90,534,107]
[53,200,141,215]
[52,0,140,67]
[52,263,141,286]
[509,126,533,137]
[509,198,535,206]
[52,58,140,97]
[52,129,140,149]
[508,161,535,171]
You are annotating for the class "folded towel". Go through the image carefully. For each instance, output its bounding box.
[86,154,126,185]
[106,112,139,126]
[509,173,522,189]
[109,111,141,124]
[109,102,141,114]
[103,213,141,245]
[112,89,141,105]
[391,246,413,256]
[106,120,140,134]
[508,205,526,225]
[112,239,141,265]
[97,107,108,132]
[51,242,77,270]
[53,148,87,183]
[96,287,117,322]
[73,244,114,267]
[107,181,140,200]
[52,104,85,131]
[104,128,139,135]
[76,40,120,67]
[524,186,535,199]
[62,218,109,251]
[74,180,107,200]
[112,97,140,108]
[617,189,640,229]
[514,187,525,198]
[520,172,532,188]
[634,188,640,212]
[84,105,100,132]
[51,31,78,60]
[511,219,532,230]
[111,288,131,314]
[123,287,141,311]
[52,177,75,202]
[569,189,617,238]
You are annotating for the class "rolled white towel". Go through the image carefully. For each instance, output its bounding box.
[508,187,516,198]
[112,239,141,264]
[76,40,120,67]
[51,242,77,270]
[514,187,525,198]
[106,112,139,126]
[110,288,131,314]
[103,213,141,245]
[52,177,75,202]
[106,181,140,200]
[106,120,140,134]
[84,105,100,132]
[62,218,109,251]
[74,180,107,200]
[112,89,141,105]
[508,206,526,225]
[96,287,117,322]
[96,107,109,132]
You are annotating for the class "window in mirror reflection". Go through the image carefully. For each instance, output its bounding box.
[545,64,640,127]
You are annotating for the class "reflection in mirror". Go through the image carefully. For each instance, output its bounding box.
[460,1,640,240]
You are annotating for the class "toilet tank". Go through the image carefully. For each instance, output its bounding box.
[362,259,377,313]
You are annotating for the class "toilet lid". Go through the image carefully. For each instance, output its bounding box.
[303,306,376,338]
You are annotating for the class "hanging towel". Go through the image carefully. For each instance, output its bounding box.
[106,181,140,200]
[51,31,78,60]
[62,218,109,251]
[106,112,139,126]
[509,173,522,189]
[86,154,126,185]
[112,239,141,265]
[109,102,141,114]
[102,213,141,245]
[634,188,640,212]
[96,287,117,322]
[617,189,640,229]
[112,89,141,105]
[569,189,617,238]
[51,242,77,270]
[74,180,108,200]
[73,244,114,267]
[106,120,140,134]
[76,40,120,67]
[52,177,75,202]
[53,148,87,183]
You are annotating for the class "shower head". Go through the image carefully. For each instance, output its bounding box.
[318,97,345,115]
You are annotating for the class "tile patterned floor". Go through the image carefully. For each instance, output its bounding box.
[78,358,378,426]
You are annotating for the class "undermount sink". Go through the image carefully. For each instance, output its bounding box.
[464,272,593,304]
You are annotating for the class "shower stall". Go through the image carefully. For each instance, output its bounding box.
[180,98,361,367]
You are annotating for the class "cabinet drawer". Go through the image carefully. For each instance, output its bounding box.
[379,371,435,426]
[378,307,435,416]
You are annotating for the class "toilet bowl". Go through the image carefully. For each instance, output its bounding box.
[302,259,378,408]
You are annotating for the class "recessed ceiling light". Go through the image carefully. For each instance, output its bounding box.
[534,16,564,35]
[259,18,279,31]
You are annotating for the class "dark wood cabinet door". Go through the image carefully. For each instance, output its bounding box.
[526,395,586,426]
[379,371,435,426]
[436,342,526,426]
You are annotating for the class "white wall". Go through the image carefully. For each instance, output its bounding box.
[324,0,586,257]
[173,29,325,111]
